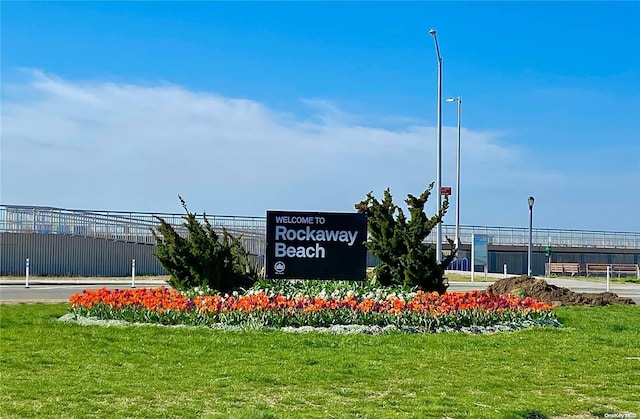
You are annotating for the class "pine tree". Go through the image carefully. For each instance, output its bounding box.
[355,183,455,293]
[152,196,257,292]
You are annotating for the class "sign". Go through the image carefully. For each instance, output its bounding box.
[440,186,452,196]
[472,234,488,266]
[471,234,489,282]
[266,211,367,280]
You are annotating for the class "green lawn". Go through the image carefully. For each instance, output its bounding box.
[1,303,639,418]
[445,272,497,282]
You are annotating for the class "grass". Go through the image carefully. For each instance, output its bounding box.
[445,272,498,282]
[1,303,639,418]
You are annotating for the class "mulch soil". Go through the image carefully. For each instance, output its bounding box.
[487,275,636,306]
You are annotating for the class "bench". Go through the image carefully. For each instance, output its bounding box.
[586,263,640,279]
[586,264,611,277]
[611,264,640,279]
[548,262,582,277]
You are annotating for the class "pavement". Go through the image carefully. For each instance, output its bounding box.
[1,274,639,304]
[0,277,169,304]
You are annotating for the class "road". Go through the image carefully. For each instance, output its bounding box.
[0,279,167,304]
[1,276,639,304]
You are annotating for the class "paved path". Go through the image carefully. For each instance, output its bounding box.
[1,275,639,304]
[0,279,168,304]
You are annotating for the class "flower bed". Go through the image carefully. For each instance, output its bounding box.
[69,286,558,333]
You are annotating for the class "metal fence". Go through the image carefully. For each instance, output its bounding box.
[0,232,162,276]
[437,225,640,249]
[2,204,638,250]
[0,205,268,276]
[1,204,639,277]
[0,204,265,245]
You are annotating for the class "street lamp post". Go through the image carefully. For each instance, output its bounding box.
[446,96,461,251]
[527,196,535,277]
[429,28,443,262]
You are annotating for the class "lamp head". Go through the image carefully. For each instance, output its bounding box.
[446,97,456,102]
[429,28,437,36]
[528,196,535,209]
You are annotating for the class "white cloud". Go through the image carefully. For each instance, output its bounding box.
[1,70,638,231]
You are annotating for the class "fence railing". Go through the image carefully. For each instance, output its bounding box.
[432,225,640,249]
[1,204,639,250]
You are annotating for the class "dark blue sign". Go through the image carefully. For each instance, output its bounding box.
[266,211,367,280]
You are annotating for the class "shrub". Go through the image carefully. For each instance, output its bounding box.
[355,183,455,294]
[152,196,257,293]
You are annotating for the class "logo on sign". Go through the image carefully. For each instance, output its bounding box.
[274,261,286,274]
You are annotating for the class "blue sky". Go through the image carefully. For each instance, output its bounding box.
[1,1,639,232]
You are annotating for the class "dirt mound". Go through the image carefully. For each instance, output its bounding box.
[487,275,636,306]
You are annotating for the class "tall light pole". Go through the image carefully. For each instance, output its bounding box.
[429,28,443,262]
[446,95,461,252]
[527,196,535,277]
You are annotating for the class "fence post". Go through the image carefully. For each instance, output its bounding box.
[503,264,507,279]
[131,259,136,288]
[606,266,610,292]
[25,258,30,288]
